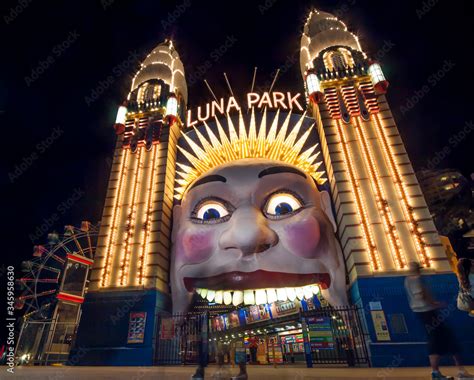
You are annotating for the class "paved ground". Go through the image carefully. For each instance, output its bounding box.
[2,365,474,380]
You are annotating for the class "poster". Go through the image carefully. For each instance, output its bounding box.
[371,310,391,341]
[127,312,147,344]
[160,318,175,340]
[307,316,335,350]
[270,300,299,318]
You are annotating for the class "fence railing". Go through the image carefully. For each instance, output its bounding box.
[154,305,370,367]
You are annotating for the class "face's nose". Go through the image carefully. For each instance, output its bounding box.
[219,205,278,257]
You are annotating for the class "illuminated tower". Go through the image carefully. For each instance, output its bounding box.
[300,10,462,366]
[72,40,187,365]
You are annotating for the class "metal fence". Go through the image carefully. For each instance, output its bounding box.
[301,306,370,366]
[154,312,208,365]
[154,305,369,367]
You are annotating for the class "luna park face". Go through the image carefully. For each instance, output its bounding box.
[170,159,347,313]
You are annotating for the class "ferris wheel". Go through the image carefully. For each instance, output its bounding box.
[16,221,99,320]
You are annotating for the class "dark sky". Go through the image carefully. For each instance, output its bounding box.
[1,1,473,327]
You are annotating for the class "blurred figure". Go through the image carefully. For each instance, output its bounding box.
[248,336,258,364]
[405,262,472,379]
[456,258,474,316]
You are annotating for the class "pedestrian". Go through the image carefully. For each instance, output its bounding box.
[248,336,258,364]
[456,258,474,316]
[405,261,473,379]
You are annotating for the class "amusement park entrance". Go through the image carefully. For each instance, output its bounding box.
[154,304,370,367]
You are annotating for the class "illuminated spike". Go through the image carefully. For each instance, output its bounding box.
[227,113,239,144]
[266,109,280,144]
[174,108,326,199]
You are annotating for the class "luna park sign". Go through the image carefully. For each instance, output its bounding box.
[186,92,304,128]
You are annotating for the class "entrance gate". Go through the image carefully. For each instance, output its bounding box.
[154,306,369,367]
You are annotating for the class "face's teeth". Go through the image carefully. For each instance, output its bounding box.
[295,287,304,301]
[310,284,320,295]
[196,288,202,296]
[244,290,255,305]
[201,289,208,299]
[223,291,232,305]
[255,289,267,305]
[207,290,216,302]
[286,288,297,301]
[266,288,277,303]
[277,288,288,301]
[232,290,243,306]
[214,290,223,304]
[303,285,313,299]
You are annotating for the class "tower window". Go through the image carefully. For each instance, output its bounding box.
[331,52,347,70]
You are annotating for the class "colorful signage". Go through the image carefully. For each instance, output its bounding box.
[307,316,335,350]
[127,312,147,344]
[186,92,304,127]
[371,310,391,341]
[160,318,175,340]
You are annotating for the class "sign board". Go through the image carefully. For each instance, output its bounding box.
[186,92,305,128]
[127,312,147,344]
[307,316,335,350]
[160,318,175,340]
[371,310,391,341]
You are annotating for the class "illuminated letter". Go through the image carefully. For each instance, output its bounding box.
[226,96,241,113]
[272,92,287,109]
[197,103,210,121]
[211,98,225,118]
[187,109,198,128]
[287,92,304,111]
[247,92,260,108]
[258,92,273,108]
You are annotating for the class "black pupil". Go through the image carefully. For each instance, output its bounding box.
[275,202,293,215]
[203,208,221,220]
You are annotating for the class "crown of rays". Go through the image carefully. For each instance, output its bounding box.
[174,108,326,199]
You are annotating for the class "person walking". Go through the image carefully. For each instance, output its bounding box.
[405,261,473,379]
[456,258,474,316]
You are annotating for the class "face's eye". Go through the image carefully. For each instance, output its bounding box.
[264,192,303,218]
[193,200,230,224]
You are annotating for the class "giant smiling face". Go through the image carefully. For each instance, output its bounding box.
[171,159,347,313]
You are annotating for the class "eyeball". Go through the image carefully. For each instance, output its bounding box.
[195,201,229,222]
[265,192,303,217]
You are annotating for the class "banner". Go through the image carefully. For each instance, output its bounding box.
[127,312,147,344]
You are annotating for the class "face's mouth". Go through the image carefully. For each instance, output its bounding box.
[183,270,329,306]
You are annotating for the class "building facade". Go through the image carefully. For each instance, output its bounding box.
[71,10,473,367]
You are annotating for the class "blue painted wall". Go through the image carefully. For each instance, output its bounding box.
[69,289,170,365]
[350,274,474,367]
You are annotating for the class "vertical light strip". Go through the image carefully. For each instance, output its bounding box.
[101,148,130,287]
[138,143,158,285]
[335,119,381,271]
[373,114,430,267]
[354,117,406,268]
[119,147,144,285]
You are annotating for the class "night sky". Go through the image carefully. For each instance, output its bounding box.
[1,1,473,329]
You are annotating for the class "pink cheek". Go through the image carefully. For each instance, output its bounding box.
[176,230,215,264]
[283,216,321,258]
